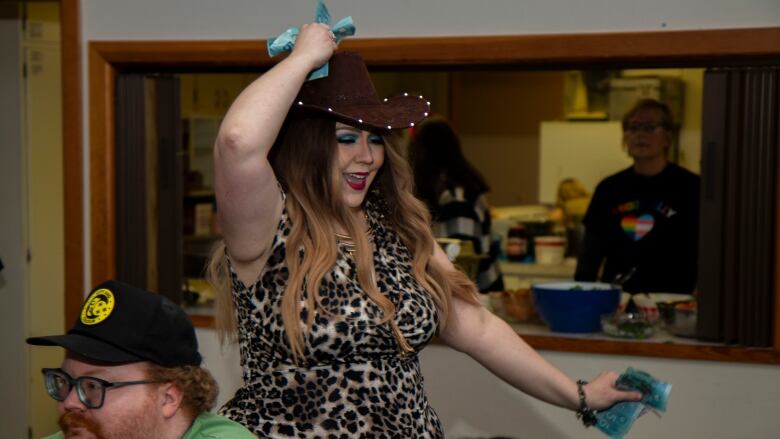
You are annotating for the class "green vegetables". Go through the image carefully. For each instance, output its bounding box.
[568,285,601,291]
[617,320,653,339]
[602,313,654,339]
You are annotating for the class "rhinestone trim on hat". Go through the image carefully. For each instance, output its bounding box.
[295,93,431,128]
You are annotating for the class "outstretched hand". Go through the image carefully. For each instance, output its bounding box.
[289,23,338,72]
[584,371,643,411]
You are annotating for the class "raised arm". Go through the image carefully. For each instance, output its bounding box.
[214,23,336,283]
[434,243,640,413]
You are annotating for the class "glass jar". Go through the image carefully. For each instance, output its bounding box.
[506,224,528,262]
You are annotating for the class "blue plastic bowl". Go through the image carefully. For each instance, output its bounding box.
[532,282,621,333]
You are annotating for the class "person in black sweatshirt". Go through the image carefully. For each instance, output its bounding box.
[575,99,700,294]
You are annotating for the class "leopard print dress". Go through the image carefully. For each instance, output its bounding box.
[219,197,444,438]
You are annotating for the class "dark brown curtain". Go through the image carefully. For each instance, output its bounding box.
[115,75,147,287]
[115,74,183,304]
[698,67,779,346]
[154,76,184,301]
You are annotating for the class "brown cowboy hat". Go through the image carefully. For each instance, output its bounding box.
[292,51,430,131]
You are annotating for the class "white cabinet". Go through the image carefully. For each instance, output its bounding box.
[538,121,631,204]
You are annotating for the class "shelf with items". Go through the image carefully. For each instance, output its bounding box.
[181,227,219,314]
[181,276,216,318]
[183,195,218,241]
[181,193,219,319]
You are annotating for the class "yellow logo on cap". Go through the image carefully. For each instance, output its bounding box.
[80,288,115,325]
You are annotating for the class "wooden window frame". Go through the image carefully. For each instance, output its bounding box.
[71,27,780,364]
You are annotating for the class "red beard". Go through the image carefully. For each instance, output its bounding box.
[58,411,105,439]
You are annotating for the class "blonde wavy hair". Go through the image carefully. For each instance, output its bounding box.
[208,117,478,361]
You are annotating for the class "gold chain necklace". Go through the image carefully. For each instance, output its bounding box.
[335,228,374,258]
[335,212,373,258]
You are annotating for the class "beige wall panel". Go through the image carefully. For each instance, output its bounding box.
[452,71,565,206]
[24,3,63,436]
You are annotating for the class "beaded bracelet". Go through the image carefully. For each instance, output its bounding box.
[576,380,598,427]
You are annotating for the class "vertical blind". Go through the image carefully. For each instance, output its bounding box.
[115,74,183,304]
[698,67,778,347]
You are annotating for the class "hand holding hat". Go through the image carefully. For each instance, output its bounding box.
[266,0,430,131]
[267,0,356,81]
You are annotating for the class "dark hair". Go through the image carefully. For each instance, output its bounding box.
[408,118,489,211]
[269,116,339,210]
[145,364,218,419]
[621,98,675,132]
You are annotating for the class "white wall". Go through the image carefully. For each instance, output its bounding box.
[199,330,780,439]
[84,2,780,438]
[420,346,780,439]
[81,0,780,40]
[0,3,65,436]
[0,6,29,438]
[195,329,244,409]
[539,121,630,203]
[24,3,66,436]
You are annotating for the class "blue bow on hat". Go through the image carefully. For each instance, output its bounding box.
[267,0,356,81]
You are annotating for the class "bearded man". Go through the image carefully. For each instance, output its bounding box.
[27,280,255,439]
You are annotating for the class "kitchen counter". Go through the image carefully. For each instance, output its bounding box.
[499,260,576,277]
[507,320,718,346]
[499,260,576,289]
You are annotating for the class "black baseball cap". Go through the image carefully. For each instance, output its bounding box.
[27,280,202,367]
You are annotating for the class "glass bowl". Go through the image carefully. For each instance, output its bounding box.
[601,312,654,339]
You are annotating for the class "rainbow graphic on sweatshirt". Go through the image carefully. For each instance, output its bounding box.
[612,200,677,241]
[620,214,655,241]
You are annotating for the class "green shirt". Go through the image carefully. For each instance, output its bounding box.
[42,412,255,439]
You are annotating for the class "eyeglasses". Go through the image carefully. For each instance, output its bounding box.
[42,368,160,409]
[626,123,665,134]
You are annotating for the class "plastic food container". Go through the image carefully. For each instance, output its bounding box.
[501,289,536,322]
[534,236,565,265]
[631,293,661,324]
[658,300,697,337]
[532,282,620,333]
